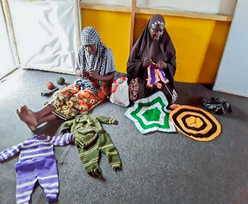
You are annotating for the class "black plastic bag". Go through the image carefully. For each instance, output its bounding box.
[202,97,232,114]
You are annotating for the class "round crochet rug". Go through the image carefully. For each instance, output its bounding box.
[170,105,221,142]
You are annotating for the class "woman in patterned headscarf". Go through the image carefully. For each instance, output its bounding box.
[16,27,116,131]
[127,14,178,108]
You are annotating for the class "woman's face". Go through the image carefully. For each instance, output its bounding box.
[84,44,97,55]
[149,23,164,40]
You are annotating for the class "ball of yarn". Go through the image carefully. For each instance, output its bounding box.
[56,77,65,85]
[46,81,55,90]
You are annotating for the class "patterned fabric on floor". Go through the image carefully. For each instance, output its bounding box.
[125,91,176,134]
[169,105,222,142]
[50,84,108,120]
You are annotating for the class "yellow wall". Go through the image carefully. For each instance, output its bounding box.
[81,10,230,84]
[81,10,131,74]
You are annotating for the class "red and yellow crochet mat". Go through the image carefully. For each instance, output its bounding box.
[169,105,221,142]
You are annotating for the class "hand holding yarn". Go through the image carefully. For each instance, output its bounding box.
[143,58,153,68]
[75,70,82,77]
[155,61,167,69]
[89,70,101,81]
[82,68,90,79]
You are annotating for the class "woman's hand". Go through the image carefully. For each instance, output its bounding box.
[143,58,153,68]
[75,69,90,79]
[75,70,82,77]
[89,70,101,81]
[156,61,167,69]
[82,69,89,79]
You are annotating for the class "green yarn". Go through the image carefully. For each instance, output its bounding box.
[56,77,65,85]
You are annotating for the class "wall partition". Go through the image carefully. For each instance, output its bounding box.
[213,0,248,97]
[0,1,16,79]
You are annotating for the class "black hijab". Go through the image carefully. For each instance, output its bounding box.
[126,14,177,104]
[128,14,175,64]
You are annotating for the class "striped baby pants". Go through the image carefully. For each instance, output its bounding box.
[76,131,121,177]
[15,156,59,204]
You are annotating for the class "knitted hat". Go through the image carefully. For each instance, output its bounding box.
[169,105,221,142]
[56,77,65,85]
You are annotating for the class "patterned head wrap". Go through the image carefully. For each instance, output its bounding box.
[81,27,103,47]
[150,20,165,27]
[148,16,165,30]
[75,27,116,92]
[75,27,115,76]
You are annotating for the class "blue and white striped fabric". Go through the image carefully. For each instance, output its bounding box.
[0,133,73,204]
[75,27,116,92]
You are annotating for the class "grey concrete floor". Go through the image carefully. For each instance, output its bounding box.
[0,69,248,204]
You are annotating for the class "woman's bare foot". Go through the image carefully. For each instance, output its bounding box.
[16,105,37,131]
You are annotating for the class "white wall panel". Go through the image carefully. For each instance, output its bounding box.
[8,0,81,73]
[213,0,248,98]
[81,0,236,15]
[136,0,237,15]
[81,0,131,7]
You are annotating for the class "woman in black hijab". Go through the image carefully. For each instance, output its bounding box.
[127,14,178,108]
